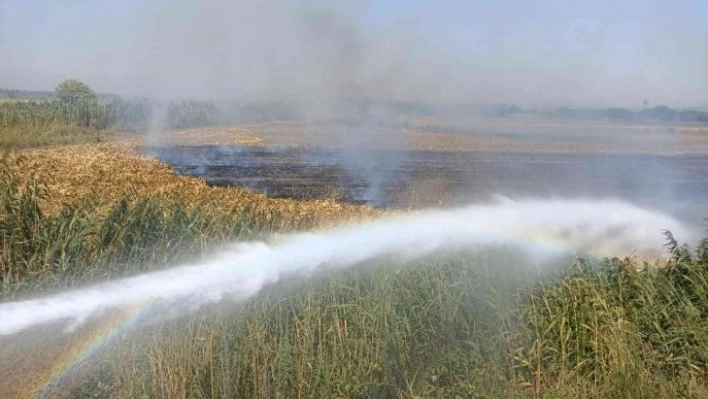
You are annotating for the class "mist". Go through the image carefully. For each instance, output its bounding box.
[3,0,708,217]
[1,0,707,108]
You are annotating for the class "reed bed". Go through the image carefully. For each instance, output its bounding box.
[0,98,300,149]
[0,99,226,148]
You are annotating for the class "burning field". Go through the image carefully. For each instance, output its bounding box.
[2,120,708,398]
[3,139,380,224]
[144,121,708,222]
[3,0,708,395]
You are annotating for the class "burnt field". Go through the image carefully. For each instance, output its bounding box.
[143,144,708,222]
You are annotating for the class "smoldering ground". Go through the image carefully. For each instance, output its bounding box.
[109,0,706,215]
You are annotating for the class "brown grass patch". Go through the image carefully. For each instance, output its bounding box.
[153,120,708,155]
[148,126,267,147]
[4,139,381,226]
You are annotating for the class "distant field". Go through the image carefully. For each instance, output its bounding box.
[0,98,30,103]
[151,118,708,153]
[145,120,708,222]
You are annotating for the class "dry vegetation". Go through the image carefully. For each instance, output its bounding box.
[2,109,708,398]
[158,120,708,155]
[5,140,380,225]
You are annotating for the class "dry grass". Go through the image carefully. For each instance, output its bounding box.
[410,114,708,131]
[154,120,708,155]
[6,117,705,221]
[407,131,606,153]
[4,138,381,226]
[148,126,267,147]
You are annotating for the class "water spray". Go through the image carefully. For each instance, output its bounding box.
[0,198,694,336]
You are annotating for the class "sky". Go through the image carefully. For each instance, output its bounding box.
[0,0,706,108]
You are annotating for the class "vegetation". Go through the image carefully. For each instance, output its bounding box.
[0,91,295,148]
[3,79,706,150]
[0,100,116,147]
[1,158,707,398]
[0,161,314,296]
[553,105,708,123]
[55,79,98,105]
[0,80,114,148]
[1,81,707,397]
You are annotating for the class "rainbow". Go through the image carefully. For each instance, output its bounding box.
[23,232,573,397]
[31,303,148,399]
[21,234,563,396]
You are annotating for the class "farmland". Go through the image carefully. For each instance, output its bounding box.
[1,100,708,398]
[145,121,708,221]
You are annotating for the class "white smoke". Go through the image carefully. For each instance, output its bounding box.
[0,198,695,336]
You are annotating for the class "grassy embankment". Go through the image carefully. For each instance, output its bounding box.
[0,102,707,398]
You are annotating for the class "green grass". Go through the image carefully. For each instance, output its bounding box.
[24,252,708,399]
[519,255,708,398]
[0,100,115,130]
[0,97,303,149]
[0,100,114,148]
[0,98,220,148]
[0,97,281,149]
[2,161,708,398]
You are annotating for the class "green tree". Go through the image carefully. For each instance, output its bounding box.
[55,79,97,105]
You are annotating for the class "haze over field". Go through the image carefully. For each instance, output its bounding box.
[3,2,708,398]
[0,0,707,108]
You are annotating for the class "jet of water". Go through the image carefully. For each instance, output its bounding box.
[0,198,695,336]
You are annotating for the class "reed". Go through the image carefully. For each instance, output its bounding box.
[2,159,707,398]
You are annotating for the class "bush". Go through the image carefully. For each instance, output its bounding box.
[55,79,97,105]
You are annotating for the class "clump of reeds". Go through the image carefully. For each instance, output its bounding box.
[0,98,225,148]
[0,161,314,296]
[516,245,708,398]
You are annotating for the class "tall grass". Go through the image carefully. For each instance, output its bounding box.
[0,162,313,295]
[517,254,708,398]
[0,99,211,148]
[69,255,530,399]
[15,252,708,398]
[0,100,112,148]
[0,100,114,130]
[0,99,219,132]
[1,163,707,398]
[0,97,299,148]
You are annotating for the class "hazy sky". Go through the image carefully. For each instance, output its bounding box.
[0,0,706,107]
